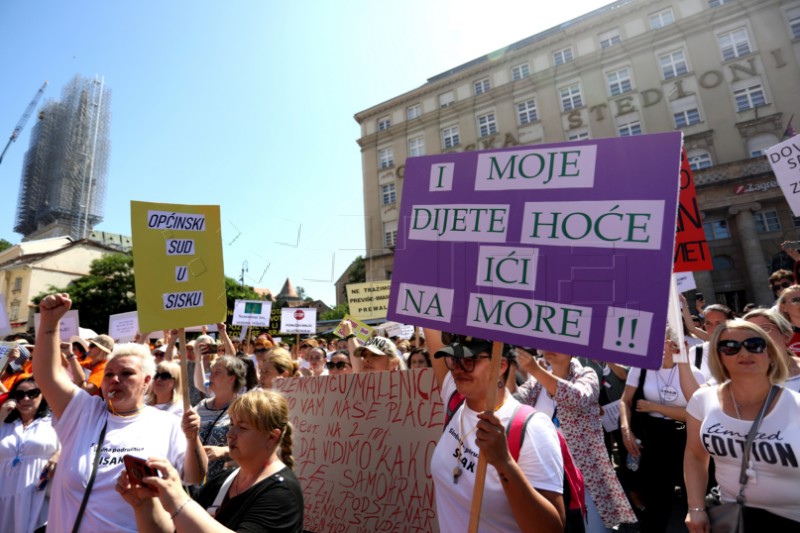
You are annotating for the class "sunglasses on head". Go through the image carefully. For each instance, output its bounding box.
[10,388,41,401]
[254,348,269,354]
[153,372,175,381]
[326,361,351,370]
[717,337,768,356]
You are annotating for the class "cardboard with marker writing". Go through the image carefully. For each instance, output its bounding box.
[387,133,683,369]
[673,147,712,272]
[346,281,391,320]
[766,135,800,216]
[274,369,442,532]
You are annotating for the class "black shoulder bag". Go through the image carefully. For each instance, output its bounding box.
[72,418,108,533]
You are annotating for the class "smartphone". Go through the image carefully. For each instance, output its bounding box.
[36,464,50,491]
[784,241,800,250]
[123,455,159,486]
[695,293,704,301]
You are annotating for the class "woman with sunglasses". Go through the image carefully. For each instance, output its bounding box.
[258,348,300,389]
[777,285,800,356]
[326,350,353,375]
[1,377,60,533]
[619,336,705,532]
[425,329,565,533]
[685,320,800,531]
[146,361,184,417]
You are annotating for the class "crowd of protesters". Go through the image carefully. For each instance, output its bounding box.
[2,260,800,532]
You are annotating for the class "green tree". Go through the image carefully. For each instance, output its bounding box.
[33,253,136,334]
[224,277,262,316]
[320,303,349,321]
[0,239,12,253]
[348,256,366,284]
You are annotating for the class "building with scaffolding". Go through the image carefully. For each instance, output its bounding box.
[14,75,111,241]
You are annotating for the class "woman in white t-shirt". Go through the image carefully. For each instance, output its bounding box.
[685,319,800,531]
[32,293,207,533]
[424,329,565,533]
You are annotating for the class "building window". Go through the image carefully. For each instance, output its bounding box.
[408,135,425,157]
[512,63,530,81]
[660,50,688,80]
[712,255,734,271]
[477,112,498,138]
[688,150,713,171]
[754,210,781,233]
[474,77,491,96]
[407,104,422,120]
[384,223,398,248]
[733,84,766,112]
[650,9,675,29]
[442,125,460,149]
[381,183,396,206]
[704,219,730,240]
[718,28,752,61]
[439,91,455,108]
[378,147,394,169]
[793,216,800,228]
[748,134,779,157]
[567,129,590,141]
[789,9,800,39]
[553,47,573,65]
[12,277,22,292]
[607,67,633,96]
[709,0,729,7]
[618,120,642,137]
[674,108,701,128]
[9,300,20,321]
[517,99,538,125]
[599,29,622,49]
[559,84,583,111]
[378,116,391,131]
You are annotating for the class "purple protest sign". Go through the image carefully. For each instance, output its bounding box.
[387,132,683,369]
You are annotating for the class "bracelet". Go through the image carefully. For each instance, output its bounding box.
[67,354,77,360]
[688,507,706,513]
[171,498,191,520]
[345,334,356,340]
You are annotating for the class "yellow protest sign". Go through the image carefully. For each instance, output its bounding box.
[346,280,391,320]
[334,315,373,344]
[131,201,226,332]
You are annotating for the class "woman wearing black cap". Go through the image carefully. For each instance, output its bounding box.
[424,329,565,533]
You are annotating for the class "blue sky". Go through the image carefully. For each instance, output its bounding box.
[1,0,612,305]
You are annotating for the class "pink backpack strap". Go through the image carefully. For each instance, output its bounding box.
[444,391,465,429]
[506,404,534,462]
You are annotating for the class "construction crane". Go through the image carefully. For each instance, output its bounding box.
[0,81,48,166]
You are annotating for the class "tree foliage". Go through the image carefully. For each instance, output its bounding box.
[224,277,262,315]
[320,303,349,321]
[0,239,13,253]
[348,256,366,284]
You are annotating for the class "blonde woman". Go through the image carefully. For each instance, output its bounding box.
[146,361,184,417]
[258,348,300,389]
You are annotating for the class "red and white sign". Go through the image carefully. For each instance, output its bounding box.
[280,308,316,334]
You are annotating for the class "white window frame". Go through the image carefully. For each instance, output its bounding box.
[607,67,633,97]
[650,9,675,29]
[477,112,498,137]
[512,63,530,81]
[408,135,425,157]
[9,301,19,322]
[618,120,642,137]
[733,83,766,112]
[718,28,752,61]
[748,134,779,157]
[559,84,583,111]
[406,104,422,120]
[383,222,398,248]
[378,116,391,131]
[787,8,800,39]
[688,150,713,171]
[474,77,491,96]
[754,209,781,233]
[659,49,688,80]
[516,98,538,125]
[703,219,730,240]
[381,183,397,206]
[674,108,701,128]
[567,128,590,141]
[13,277,22,291]
[709,0,730,7]
[599,29,622,49]
[439,91,455,108]
[442,125,460,149]
[378,147,394,169]
[553,47,573,66]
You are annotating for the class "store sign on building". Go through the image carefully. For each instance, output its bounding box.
[734,180,779,195]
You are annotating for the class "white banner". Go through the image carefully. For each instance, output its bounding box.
[766,137,800,216]
[280,308,316,334]
[109,311,139,342]
[232,300,273,327]
[0,295,11,336]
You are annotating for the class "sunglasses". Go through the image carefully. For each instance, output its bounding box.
[153,372,175,381]
[717,337,768,356]
[443,355,491,373]
[254,349,269,354]
[326,361,351,370]
[773,281,793,292]
[10,388,41,401]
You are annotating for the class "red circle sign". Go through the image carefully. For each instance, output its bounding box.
[294,310,305,320]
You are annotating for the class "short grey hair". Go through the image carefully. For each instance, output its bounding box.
[108,342,156,377]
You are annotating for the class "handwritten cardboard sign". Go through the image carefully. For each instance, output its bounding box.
[387,133,683,369]
[130,201,226,332]
[674,272,697,293]
[280,308,316,334]
[274,369,442,532]
[766,136,800,216]
[35,310,79,339]
[232,299,273,327]
[347,281,391,320]
[108,311,139,342]
[673,148,712,272]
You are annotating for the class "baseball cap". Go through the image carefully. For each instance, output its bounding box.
[88,334,115,354]
[354,336,398,359]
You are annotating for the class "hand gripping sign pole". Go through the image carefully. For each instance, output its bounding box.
[179,329,190,410]
[467,341,505,533]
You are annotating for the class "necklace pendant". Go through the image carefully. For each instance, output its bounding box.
[453,466,461,484]
[12,456,21,467]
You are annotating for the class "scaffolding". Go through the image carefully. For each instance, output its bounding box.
[14,75,111,240]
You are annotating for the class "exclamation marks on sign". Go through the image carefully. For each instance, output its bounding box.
[616,317,638,349]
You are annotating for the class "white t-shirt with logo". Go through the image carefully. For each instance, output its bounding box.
[49,389,187,533]
[432,373,563,533]
[687,386,800,522]
[626,365,705,419]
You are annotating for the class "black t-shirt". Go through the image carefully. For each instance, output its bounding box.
[197,466,304,533]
